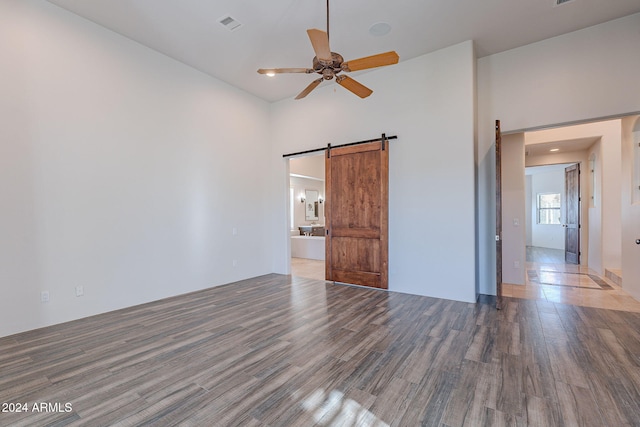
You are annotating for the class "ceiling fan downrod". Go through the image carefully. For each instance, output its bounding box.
[326,0,330,44]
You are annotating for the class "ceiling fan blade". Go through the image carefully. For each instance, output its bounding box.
[336,75,373,98]
[306,29,332,62]
[295,78,324,100]
[342,51,399,72]
[257,68,313,75]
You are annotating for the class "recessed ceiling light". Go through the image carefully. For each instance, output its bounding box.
[369,22,391,37]
[550,148,560,152]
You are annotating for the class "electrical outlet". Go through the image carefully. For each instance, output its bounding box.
[75,285,84,297]
[232,227,237,236]
[41,291,50,303]
[513,218,519,226]
[514,261,520,268]
[232,259,238,267]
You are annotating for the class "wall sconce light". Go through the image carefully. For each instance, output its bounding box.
[300,195,305,203]
[318,196,324,204]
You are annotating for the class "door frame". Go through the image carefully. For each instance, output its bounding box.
[286,154,328,277]
[495,126,590,307]
[523,162,583,265]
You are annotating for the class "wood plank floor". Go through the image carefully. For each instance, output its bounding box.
[2,274,640,426]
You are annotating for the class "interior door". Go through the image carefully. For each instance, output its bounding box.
[325,140,388,289]
[495,120,503,309]
[564,163,580,264]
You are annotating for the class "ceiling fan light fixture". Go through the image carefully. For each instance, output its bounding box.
[265,71,276,77]
[369,22,392,37]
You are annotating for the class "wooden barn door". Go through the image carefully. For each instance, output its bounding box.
[325,140,388,289]
[495,120,503,310]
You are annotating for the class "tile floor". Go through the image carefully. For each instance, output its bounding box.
[503,246,640,313]
[290,257,326,281]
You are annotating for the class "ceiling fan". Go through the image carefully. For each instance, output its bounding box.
[257,0,399,100]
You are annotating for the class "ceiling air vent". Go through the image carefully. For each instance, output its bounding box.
[554,0,575,6]
[218,15,242,32]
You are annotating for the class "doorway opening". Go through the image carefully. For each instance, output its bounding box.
[289,154,326,281]
[525,163,580,265]
[287,136,390,289]
[499,116,639,309]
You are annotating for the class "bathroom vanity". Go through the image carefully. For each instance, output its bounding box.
[298,225,325,236]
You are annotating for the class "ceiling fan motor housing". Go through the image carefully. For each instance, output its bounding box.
[313,52,344,80]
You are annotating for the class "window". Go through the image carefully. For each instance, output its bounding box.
[537,193,561,225]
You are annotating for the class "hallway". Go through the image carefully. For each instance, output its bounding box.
[503,246,640,312]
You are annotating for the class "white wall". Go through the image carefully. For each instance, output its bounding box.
[290,154,325,180]
[476,13,640,294]
[0,1,272,337]
[270,41,477,302]
[501,134,526,284]
[621,116,640,299]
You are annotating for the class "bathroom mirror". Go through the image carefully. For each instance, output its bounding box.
[305,189,319,221]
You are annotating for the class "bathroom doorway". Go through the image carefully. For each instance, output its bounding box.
[289,154,326,280]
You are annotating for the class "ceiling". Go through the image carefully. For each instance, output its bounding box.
[46,0,640,102]
[525,136,600,157]
[525,163,576,175]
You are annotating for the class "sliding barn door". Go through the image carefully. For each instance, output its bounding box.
[325,140,388,289]
[495,120,503,310]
